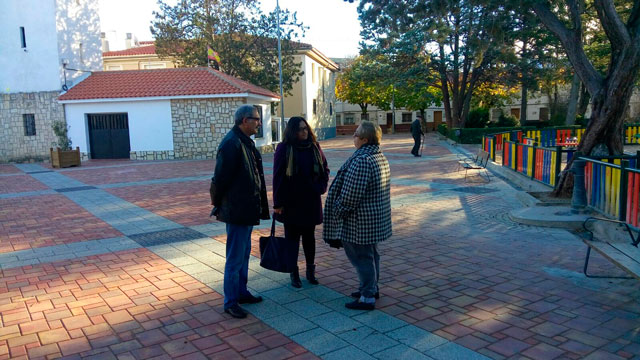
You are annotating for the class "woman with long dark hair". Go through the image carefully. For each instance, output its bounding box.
[273,117,330,288]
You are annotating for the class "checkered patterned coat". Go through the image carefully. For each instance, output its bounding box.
[323,144,392,245]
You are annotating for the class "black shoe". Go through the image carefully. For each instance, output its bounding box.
[345,300,375,310]
[350,291,380,299]
[290,267,302,288]
[238,294,263,304]
[224,304,247,318]
[414,154,422,157]
[306,264,319,285]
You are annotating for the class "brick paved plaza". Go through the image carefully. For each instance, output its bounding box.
[1,134,639,359]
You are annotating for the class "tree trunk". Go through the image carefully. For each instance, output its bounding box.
[520,82,528,124]
[439,45,453,129]
[359,104,368,115]
[565,73,580,125]
[577,83,590,119]
[552,83,632,196]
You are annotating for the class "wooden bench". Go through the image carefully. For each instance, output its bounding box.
[582,217,640,279]
[459,150,491,182]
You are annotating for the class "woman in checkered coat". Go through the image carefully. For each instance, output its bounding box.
[323,121,392,310]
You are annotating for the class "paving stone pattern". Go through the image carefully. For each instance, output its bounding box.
[0,134,639,359]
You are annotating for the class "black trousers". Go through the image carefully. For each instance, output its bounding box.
[412,135,421,155]
[284,223,316,265]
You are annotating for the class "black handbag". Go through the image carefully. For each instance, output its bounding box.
[259,218,299,273]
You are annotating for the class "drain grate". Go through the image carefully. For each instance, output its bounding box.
[56,186,97,193]
[129,228,209,247]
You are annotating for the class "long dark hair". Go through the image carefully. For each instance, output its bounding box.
[283,117,317,144]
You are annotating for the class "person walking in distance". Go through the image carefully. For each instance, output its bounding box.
[323,121,392,310]
[411,115,424,157]
[211,105,270,318]
[273,117,330,288]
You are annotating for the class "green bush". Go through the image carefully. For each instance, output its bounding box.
[465,108,490,128]
[437,123,448,136]
[495,113,518,127]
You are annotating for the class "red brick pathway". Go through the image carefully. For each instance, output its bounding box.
[0,195,123,253]
[0,175,48,194]
[63,161,214,185]
[0,248,317,359]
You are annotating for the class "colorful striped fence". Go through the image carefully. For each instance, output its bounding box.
[626,168,640,227]
[502,140,565,187]
[581,155,640,224]
[482,135,495,160]
[584,159,623,219]
[625,124,640,144]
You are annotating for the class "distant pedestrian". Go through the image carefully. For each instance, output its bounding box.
[411,115,424,157]
[273,117,330,288]
[211,104,270,319]
[323,121,392,310]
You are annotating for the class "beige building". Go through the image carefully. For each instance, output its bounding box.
[102,43,175,71]
[102,41,339,139]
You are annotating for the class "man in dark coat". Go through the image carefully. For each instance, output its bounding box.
[211,104,270,318]
[411,115,424,157]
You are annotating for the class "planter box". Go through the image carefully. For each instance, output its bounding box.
[50,147,81,168]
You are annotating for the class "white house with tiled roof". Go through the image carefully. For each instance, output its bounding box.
[58,68,280,160]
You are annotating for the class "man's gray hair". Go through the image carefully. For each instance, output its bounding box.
[235,105,257,126]
[357,120,382,145]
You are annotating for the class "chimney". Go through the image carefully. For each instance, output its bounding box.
[125,33,132,49]
[100,32,109,52]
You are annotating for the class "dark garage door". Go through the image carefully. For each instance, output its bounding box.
[88,113,131,159]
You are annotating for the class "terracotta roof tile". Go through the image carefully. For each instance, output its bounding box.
[58,68,279,101]
[103,45,157,57]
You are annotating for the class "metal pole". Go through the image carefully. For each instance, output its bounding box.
[277,0,285,141]
[391,84,395,134]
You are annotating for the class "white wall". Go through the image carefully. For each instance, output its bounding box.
[0,0,60,92]
[56,0,103,88]
[249,99,274,148]
[64,100,173,155]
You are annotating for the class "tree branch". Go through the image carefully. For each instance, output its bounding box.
[628,1,640,33]
[531,1,603,97]
[593,0,630,51]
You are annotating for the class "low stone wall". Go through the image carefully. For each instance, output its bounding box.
[170,98,245,159]
[130,151,175,161]
[0,91,64,162]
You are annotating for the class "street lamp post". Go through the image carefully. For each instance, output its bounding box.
[276,0,285,140]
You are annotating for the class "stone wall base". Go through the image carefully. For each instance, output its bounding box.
[130,151,175,161]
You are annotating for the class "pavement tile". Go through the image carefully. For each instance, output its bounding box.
[291,327,348,355]
[374,344,434,359]
[322,345,374,360]
[487,337,531,357]
[337,326,398,354]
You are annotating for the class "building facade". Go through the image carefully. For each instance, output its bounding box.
[0,0,102,162]
[58,68,280,160]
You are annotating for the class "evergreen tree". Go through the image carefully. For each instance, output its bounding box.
[151,0,305,94]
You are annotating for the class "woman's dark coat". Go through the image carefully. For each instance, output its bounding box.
[272,141,329,226]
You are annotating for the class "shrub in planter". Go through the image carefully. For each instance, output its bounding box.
[50,120,81,168]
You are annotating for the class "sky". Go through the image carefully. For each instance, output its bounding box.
[98,0,363,58]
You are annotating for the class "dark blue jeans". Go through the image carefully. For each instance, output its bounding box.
[343,241,380,301]
[412,135,422,155]
[224,223,253,309]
